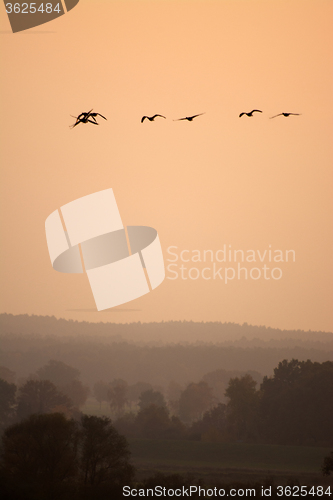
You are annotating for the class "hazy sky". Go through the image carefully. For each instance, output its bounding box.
[1,0,332,332]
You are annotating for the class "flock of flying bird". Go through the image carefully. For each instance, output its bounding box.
[70,109,301,128]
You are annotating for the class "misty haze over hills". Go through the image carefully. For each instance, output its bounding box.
[0,314,332,388]
[1,314,332,345]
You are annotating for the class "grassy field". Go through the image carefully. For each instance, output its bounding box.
[82,401,331,485]
[128,439,329,473]
[128,438,332,485]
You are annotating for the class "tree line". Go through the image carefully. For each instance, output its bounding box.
[0,358,332,499]
[109,359,333,447]
[0,413,134,500]
[1,358,332,447]
[2,313,332,343]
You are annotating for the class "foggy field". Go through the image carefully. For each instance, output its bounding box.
[129,439,332,484]
[81,398,333,483]
[129,439,330,472]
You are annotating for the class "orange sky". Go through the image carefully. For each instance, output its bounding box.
[0,0,332,332]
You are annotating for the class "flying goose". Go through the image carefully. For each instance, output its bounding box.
[269,112,301,119]
[141,114,166,123]
[174,113,205,121]
[239,110,262,117]
[70,110,106,128]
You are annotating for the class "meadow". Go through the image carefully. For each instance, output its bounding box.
[128,438,332,486]
[81,398,332,485]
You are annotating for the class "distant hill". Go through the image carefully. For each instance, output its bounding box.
[0,314,332,388]
[0,313,332,346]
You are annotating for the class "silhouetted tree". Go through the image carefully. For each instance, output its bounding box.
[164,415,187,440]
[93,380,109,409]
[1,413,79,500]
[178,382,213,423]
[138,389,167,411]
[114,407,187,440]
[136,404,170,439]
[108,379,128,416]
[225,374,259,441]
[322,451,333,476]
[61,380,90,408]
[37,360,80,386]
[128,381,153,407]
[0,366,16,384]
[0,413,135,500]
[16,380,73,420]
[202,368,263,404]
[166,380,183,414]
[260,359,333,445]
[0,378,16,433]
[79,415,134,498]
[190,403,227,441]
[114,412,137,438]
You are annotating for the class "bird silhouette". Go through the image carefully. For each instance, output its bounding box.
[174,113,205,121]
[70,110,107,128]
[89,112,107,121]
[70,110,94,127]
[269,112,301,119]
[141,114,166,123]
[239,110,262,117]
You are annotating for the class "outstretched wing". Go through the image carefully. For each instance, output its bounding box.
[70,118,83,128]
[191,113,205,119]
[239,112,245,117]
[141,116,148,122]
[86,113,98,122]
[269,113,283,119]
[251,110,262,113]
[152,114,166,119]
[94,113,107,120]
